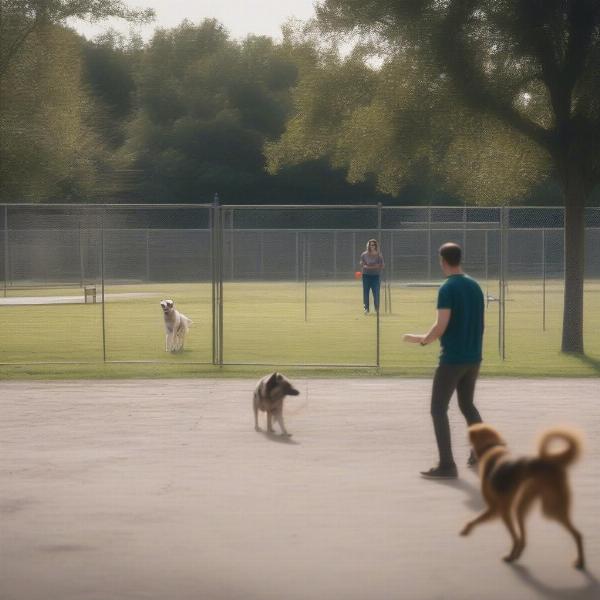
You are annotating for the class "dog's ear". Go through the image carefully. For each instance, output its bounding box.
[266,372,279,391]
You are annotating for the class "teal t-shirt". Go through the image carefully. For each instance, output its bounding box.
[437,274,484,364]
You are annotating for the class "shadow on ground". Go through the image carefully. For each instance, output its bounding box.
[425,475,485,512]
[510,564,599,599]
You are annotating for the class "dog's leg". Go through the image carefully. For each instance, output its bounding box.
[562,518,585,570]
[267,412,274,433]
[512,486,538,561]
[500,510,521,563]
[542,487,585,570]
[175,325,185,352]
[253,394,261,432]
[165,334,169,352]
[460,507,497,536]
[275,411,291,437]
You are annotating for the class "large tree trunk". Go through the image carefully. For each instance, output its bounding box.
[561,176,585,353]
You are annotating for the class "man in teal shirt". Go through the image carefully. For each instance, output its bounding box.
[404,242,485,479]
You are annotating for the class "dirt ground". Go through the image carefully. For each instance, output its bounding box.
[1,378,598,600]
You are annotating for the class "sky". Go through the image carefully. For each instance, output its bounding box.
[69,0,318,42]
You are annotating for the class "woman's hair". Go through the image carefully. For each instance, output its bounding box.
[365,239,379,252]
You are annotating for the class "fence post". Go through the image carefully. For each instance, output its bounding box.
[542,228,546,332]
[333,230,337,281]
[303,232,308,322]
[295,231,299,282]
[499,205,508,360]
[230,208,235,281]
[377,203,382,366]
[211,194,224,365]
[427,206,432,280]
[145,228,150,281]
[3,205,8,297]
[101,209,106,362]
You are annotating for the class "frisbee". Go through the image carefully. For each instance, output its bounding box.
[354,271,362,279]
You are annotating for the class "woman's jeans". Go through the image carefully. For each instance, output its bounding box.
[362,274,380,312]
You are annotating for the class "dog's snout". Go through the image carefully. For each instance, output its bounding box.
[161,300,174,312]
[288,387,300,396]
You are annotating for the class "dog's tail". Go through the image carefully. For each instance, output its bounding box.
[538,428,582,467]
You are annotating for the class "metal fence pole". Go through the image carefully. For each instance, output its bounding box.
[3,205,8,297]
[303,232,308,322]
[210,195,224,366]
[210,203,215,364]
[259,230,264,279]
[145,228,150,281]
[230,208,234,281]
[218,205,224,367]
[390,230,394,283]
[101,210,106,362]
[542,228,546,332]
[499,206,507,360]
[79,219,84,287]
[463,204,467,260]
[484,230,489,303]
[295,231,299,282]
[427,206,432,280]
[376,302,381,368]
[333,230,337,281]
[211,196,219,365]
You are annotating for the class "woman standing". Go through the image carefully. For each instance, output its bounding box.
[360,239,384,314]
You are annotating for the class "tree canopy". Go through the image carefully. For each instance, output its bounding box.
[309,0,600,352]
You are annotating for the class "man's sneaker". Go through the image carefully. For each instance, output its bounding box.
[467,451,478,468]
[363,308,369,315]
[420,464,458,479]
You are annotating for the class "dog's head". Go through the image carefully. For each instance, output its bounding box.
[160,299,175,314]
[468,423,507,459]
[265,372,300,397]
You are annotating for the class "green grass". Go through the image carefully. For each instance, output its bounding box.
[0,280,599,379]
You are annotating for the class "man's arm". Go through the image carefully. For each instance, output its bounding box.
[403,309,451,345]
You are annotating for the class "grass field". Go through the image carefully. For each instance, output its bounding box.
[0,280,599,378]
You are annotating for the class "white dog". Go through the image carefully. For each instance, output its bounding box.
[160,299,192,352]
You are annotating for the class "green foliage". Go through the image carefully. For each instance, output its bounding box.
[0,24,106,201]
[268,19,556,203]
[0,0,154,76]
[116,19,390,203]
[314,0,600,194]
[82,30,141,146]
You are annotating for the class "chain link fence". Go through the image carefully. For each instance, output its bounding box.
[1,203,598,367]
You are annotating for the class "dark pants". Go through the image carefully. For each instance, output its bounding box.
[362,274,380,311]
[430,363,482,467]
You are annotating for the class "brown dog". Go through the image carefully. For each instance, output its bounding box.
[461,423,585,569]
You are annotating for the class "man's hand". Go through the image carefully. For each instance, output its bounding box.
[403,334,425,344]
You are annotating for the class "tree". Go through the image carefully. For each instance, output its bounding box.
[0,0,154,76]
[314,0,600,353]
[120,19,392,204]
[82,30,142,147]
[0,24,108,201]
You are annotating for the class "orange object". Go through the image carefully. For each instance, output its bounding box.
[354,271,362,280]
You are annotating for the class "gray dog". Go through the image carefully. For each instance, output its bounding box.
[160,299,192,352]
[253,372,300,436]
